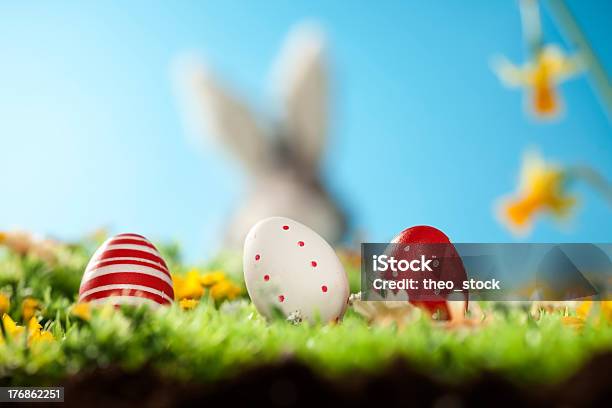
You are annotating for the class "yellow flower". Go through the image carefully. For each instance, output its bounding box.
[179,299,199,310]
[495,45,581,118]
[27,317,54,345]
[576,300,612,323]
[22,298,41,322]
[499,151,577,234]
[71,303,91,321]
[0,231,6,244]
[200,271,226,287]
[560,300,612,331]
[2,313,25,338]
[0,314,53,344]
[210,280,241,301]
[172,270,205,300]
[0,293,10,315]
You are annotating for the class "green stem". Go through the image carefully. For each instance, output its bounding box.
[520,0,544,58]
[565,165,612,205]
[546,0,612,117]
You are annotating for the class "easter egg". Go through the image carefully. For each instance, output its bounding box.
[389,226,467,318]
[79,233,174,307]
[243,217,349,323]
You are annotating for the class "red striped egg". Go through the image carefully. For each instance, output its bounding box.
[79,233,174,307]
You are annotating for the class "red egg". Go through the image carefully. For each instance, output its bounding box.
[389,226,467,319]
[79,233,174,307]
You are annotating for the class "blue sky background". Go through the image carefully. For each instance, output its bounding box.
[1,1,610,261]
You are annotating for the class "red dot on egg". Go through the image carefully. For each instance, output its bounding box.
[282,225,289,230]
[311,261,317,267]
[255,254,261,261]
[321,285,328,293]
[298,241,304,247]
[264,275,270,281]
[278,295,285,303]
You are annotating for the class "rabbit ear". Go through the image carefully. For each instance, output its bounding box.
[273,23,328,168]
[176,56,271,173]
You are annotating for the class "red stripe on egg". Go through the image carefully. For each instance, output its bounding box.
[93,248,168,269]
[80,288,171,305]
[79,272,174,300]
[86,258,170,275]
[106,238,157,249]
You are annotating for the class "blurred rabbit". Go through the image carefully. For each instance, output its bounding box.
[176,23,347,249]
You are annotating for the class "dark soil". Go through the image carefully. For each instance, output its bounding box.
[54,352,612,407]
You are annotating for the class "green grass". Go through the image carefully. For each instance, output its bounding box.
[0,238,611,386]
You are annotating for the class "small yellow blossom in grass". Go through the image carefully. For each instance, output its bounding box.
[22,298,41,322]
[179,299,199,310]
[0,231,6,244]
[576,300,612,324]
[0,293,10,315]
[200,270,226,287]
[498,151,577,235]
[2,314,25,339]
[210,280,241,301]
[71,303,91,321]
[27,317,54,345]
[172,270,205,300]
[494,45,581,118]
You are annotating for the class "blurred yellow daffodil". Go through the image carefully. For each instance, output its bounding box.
[494,45,582,118]
[576,300,612,323]
[559,300,612,330]
[173,270,205,300]
[498,151,577,234]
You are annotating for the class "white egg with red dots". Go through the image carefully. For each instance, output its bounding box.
[243,216,350,323]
